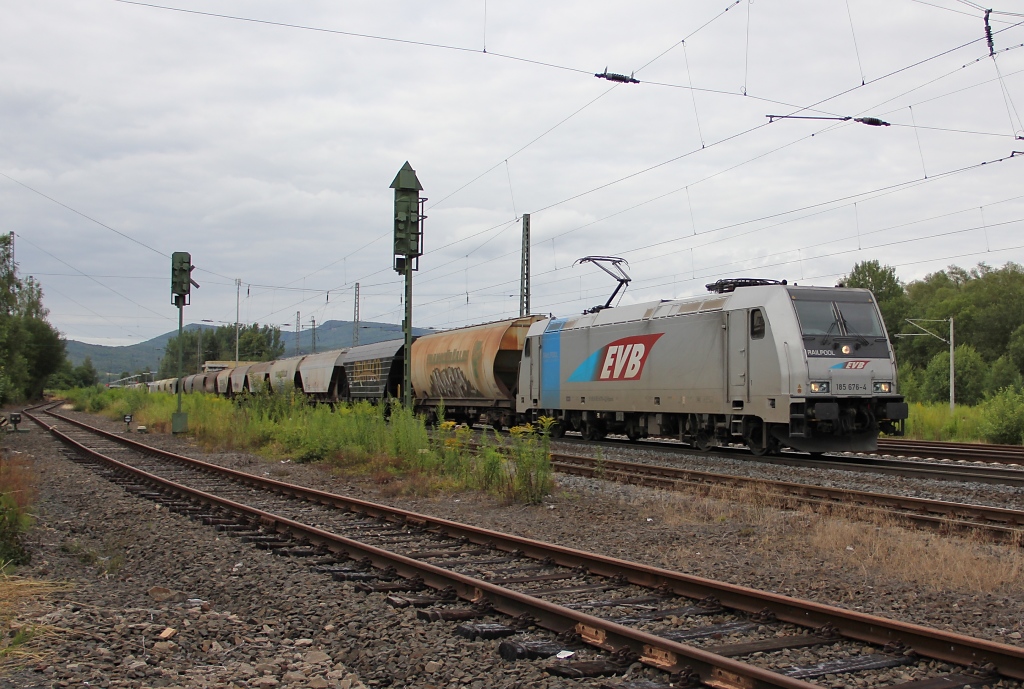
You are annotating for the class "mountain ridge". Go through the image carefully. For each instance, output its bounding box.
[65,320,433,377]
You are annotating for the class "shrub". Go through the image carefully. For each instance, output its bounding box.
[980,388,1024,444]
[903,402,985,441]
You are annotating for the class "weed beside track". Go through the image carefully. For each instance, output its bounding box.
[61,388,554,504]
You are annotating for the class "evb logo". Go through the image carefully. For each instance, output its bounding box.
[830,360,870,370]
[567,334,664,382]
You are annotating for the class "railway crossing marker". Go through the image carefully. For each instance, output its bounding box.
[124,414,133,433]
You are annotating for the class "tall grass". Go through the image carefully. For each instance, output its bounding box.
[900,396,1024,444]
[60,387,553,503]
[0,451,36,566]
[902,402,986,442]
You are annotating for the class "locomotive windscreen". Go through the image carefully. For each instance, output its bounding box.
[792,298,883,338]
[790,289,888,357]
[837,301,884,338]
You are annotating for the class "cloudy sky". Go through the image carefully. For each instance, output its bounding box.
[4,0,1024,346]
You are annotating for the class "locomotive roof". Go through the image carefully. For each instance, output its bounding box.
[536,284,875,333]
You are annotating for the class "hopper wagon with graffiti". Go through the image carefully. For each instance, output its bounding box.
[152,278,907,455]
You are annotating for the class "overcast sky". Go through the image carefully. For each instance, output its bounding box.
[4,0,1024,347]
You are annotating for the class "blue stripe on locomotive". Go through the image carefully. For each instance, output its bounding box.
[541,318,566,409]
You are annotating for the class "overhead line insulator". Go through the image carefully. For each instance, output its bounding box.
[595,68,639,84]
[854,117,891,127]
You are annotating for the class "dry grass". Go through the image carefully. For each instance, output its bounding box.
[0,575,72,669]
[806,514,1023,592]
[633,483,1024,595]
[0,453,37,513]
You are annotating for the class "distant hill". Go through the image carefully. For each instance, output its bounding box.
[65,320,434,376]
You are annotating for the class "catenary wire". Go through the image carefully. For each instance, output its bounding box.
[96,5,1024,330]
[14,233,173,322]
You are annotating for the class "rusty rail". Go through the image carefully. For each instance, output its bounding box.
[27,404,1024,684]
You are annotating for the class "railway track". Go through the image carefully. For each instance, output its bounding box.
[555,435,1024,487]
[27,403,1024,689]
[548,452,1024,544]
[876,439,1024,465]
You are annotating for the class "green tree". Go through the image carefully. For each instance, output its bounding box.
[922,345,987,406]
[0,233,65,402]
[897,365,923,403]
[22,316,65,398]
[158,323,284,378]
[1008,323,1024,375]
[986,355,1023,396]
[75,357,99,387]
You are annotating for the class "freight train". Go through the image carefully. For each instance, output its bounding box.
[152,279,907,454]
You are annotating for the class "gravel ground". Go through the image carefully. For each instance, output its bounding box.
[2,409,1023,689]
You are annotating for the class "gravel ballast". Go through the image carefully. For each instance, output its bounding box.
[2,410,1023,689]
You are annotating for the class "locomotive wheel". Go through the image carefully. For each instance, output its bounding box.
[746,436,780,456]
[694,432,712,451]
[582,422,606,441]
[549,422,566,439]
[745,425,779,456]
[625,428,642,443]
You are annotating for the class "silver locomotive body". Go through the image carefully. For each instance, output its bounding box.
[516,283,907,453]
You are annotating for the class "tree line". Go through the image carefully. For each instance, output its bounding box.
[844,260,1024,405]
[156,324,285,379]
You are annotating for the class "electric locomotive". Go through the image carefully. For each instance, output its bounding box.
[514,278,907,454]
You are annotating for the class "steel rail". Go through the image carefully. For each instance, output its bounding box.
[556,435,1024,486]
[28,405,1024,683]
[877,439,1024,465]
[549,453,1024,542]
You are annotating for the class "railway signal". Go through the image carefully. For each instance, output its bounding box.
[170,251,199,433]
[391,162,425,409]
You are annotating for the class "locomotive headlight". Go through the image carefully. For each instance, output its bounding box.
[809,381,830,393]
[873,381,892,393]
[841,345,852,354]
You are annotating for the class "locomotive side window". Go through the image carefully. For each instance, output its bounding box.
[750,309,765,339]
